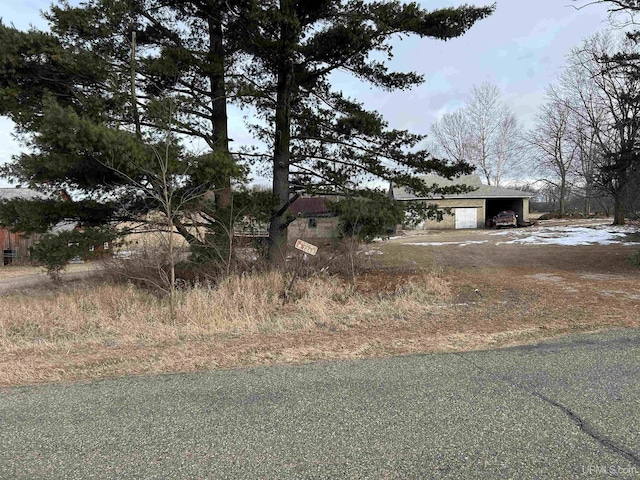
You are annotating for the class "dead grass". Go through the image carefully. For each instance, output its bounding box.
[0,265,43,279]
[3,262,637,388]
[2,223,639,387]
[0,271,451,386]
[0,263,94,280]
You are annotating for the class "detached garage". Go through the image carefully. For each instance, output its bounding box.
[391,175,533,230]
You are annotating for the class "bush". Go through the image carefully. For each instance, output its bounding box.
[330,195,403,242]
[102,238,271,293]
[537,211,594,220]
[627,248,640,267]
[30,228,116,280]
[101,244,180,293]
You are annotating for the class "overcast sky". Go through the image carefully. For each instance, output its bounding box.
[0,0,613,187]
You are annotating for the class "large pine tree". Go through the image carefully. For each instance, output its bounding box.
[234,0,494,260]
[0,0,244,258]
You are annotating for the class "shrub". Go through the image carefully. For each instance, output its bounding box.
[30,228,116,280]
[330,194,403,242]
[627,248,640,267]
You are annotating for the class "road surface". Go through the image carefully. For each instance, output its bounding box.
[2,329,640,479]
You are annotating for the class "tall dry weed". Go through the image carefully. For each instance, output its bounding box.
[0,271,450,353]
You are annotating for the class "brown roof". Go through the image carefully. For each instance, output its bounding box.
[289,197,333,217]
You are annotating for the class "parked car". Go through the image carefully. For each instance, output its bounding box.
[491,210,518,228]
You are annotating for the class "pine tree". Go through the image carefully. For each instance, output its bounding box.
[234,0,494,261]
[0,1,245,259]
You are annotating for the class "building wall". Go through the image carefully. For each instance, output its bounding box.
[421,199,486,230]
[522,198,530,222]
[287,217,339,243]
[1,229,40,265]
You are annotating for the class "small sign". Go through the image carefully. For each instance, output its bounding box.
[295,239,318,256]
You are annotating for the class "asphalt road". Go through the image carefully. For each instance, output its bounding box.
[2,329,640,479]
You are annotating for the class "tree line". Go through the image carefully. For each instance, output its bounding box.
[528,29,640,223]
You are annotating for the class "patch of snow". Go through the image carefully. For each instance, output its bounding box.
[372,235,403,243]
[495,225,640,246]
[458,241,490,247]
[405,240,488,247]
[527,273,564,282]
[359,250,384,256]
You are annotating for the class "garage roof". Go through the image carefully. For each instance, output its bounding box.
[0,187,45,201]
[392,175,534,200]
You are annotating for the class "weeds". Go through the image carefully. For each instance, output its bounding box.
[627,248,640,267]
[0,271,448,349]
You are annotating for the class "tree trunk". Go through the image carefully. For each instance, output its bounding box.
[208,12,231,207]
[267,0,296,266]
[584,183,592,216]
[559,179,566,215]
[613,192,625,225]
[207,10,232,263]
[268,65,294,265]
[130,32,142,140]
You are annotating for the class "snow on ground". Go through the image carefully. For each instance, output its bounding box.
[405,240,489,247]
[495,224,640,246]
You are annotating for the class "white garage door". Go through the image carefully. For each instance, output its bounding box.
[455,208,478,229]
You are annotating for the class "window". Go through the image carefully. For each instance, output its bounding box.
[103,242,109,250]
[308,218,317,228]
[436,211,444,222]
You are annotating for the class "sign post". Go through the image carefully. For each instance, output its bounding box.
[284,239,319,304]
[294,239,318,256]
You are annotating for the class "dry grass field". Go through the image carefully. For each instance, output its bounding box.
[1,218,639,387]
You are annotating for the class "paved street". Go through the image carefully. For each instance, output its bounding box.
[2,329,640,479]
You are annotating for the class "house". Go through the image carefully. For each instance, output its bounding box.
[391,175,534,229]
[1,187,111,266]
[0,188,43,265]
[287,196,340,243]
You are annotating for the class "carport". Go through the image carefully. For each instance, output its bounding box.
[485,198,526,226]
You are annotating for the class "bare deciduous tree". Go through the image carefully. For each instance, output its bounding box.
[430,82,522,186]
[430,110,471,164]
[560,30,640,224]
[569,114,602,214]
[528,90,579,215]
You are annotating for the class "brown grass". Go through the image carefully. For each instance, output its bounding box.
[3,262,637,388]
[0,263,93,280]
[0,271,451,386]
[2,224,639,387]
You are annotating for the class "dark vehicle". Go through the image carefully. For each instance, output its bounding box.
[491,210,518,228]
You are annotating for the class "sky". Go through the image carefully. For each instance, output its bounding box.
[0,0,614,188]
